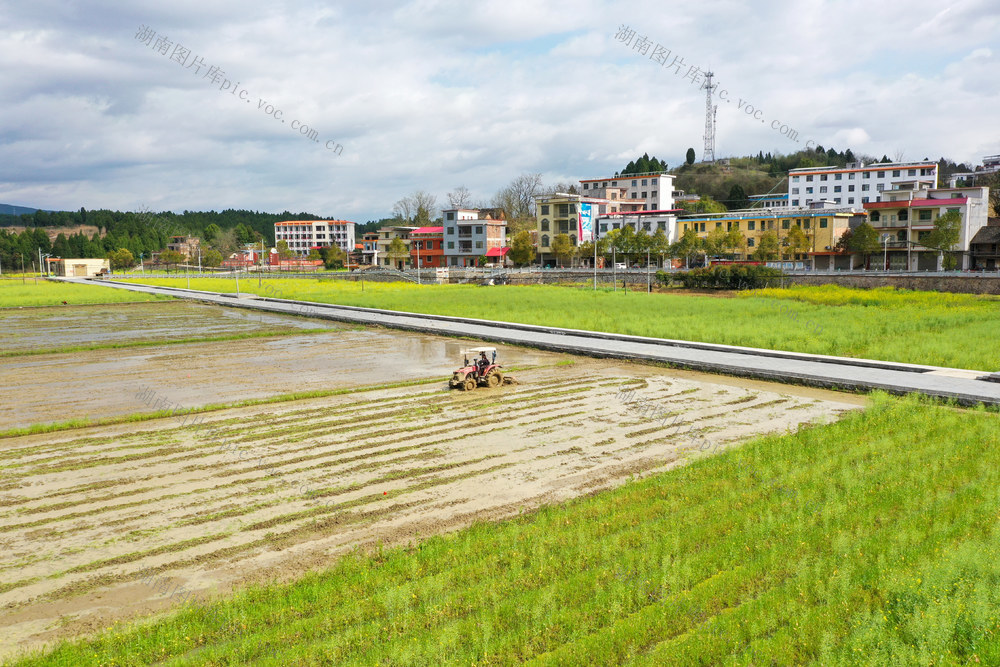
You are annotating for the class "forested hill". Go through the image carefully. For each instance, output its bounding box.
[0,208,329,269]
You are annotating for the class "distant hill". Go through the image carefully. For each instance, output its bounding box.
[0,203,46,217]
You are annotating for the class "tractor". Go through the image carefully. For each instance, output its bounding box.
[449,346,515,391]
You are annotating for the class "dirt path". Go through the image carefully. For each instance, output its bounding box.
[0,359,861,661]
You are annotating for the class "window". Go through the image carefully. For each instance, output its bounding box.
[870,211,880,222]
[631,179,637,186]
[782,220,790,229]
[820,186,828,193]
[540,205,549,215]
[893,170,900,177]
[699,223,706,232]
[446,212,455,220]
[919,210,932,221]
[806,175,813,182]
[792,188,799,195]
[848,198,854,204]
[862,184,870,191]
[792,199,799,206]
[862,197,869,203]
[641,192,647,198]
[447,241,454,249]
[848,185,855,192]
[863,172,871,179]
[716,222,723,229]
[651,191,657,198]
[570,235,577,245]
[908,169,916,176]
[820,219,828,228]
[748,221,756,230]
[541,219,550,231]
[641,179,647,186]
[834,198,841,204]
[541,235,549,247]
[848,173,855,179]
[652,178,657,184]
[878,171,885,178]
[877,183,885,192]
[835,174,842,180]
[583,183,589,190]
[476,226,483,234]
[834,186,842,193]
[631,192,637,199]
[599,223,608,233]
[820,174,828,181]
[803,220,810,229]
[610,192,617,200]
[747,238,755,247]
[475,241,483,249]
[806,187,814,194]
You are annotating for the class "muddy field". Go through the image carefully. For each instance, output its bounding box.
[0,301,864,660]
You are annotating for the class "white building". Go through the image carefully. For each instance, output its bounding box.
[787,161,938,208]
[579,172,676,214]
[595,209,678,242]
[864,184,990,270]
[274,220,356,256]
[442,209,507,267]
[747,193,789,209]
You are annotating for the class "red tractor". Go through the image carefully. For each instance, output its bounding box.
[449,346,514,391]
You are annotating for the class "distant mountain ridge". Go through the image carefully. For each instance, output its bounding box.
[0,203,48,216]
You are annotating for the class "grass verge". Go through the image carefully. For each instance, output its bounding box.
[0,280,168,307]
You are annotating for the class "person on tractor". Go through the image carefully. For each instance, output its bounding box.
[479,351,489,373]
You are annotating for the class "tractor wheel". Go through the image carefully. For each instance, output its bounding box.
[487,372,500,388]
[463,378,476,392]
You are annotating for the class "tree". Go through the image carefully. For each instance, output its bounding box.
[107,248,135,271]
[679,195,727,214]
[752,231,780,261]
[307,248,322,262]
[724,229,746,259]
[703,227,728,259]
[848,222,882,269]
[447,186,473,209]
[727,184,748,210]
[276,240,295,260]
[203,223,221,242]
[386,237,409,269]
[670,228,703,268]
[394,191,438,225]
[158,249,185,270]
[785,225,812,259]
[650,228,671,267]
[924,210,962,271]
[202,249,223,267]
[551,233,574,267]
[492,173,543,228]
[320,245,347,269]
[508,230,536,267]
[686,148,696,165]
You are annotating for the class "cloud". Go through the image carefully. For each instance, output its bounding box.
[0,0,996,219]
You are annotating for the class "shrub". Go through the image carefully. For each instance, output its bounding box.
[664,265,785,290]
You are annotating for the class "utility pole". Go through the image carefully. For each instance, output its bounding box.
[198,245,202,274]
[593,236,597,291]
[613,246,617,292]
[647,248,651,293]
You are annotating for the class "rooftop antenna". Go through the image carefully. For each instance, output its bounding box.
[702,71,717,163]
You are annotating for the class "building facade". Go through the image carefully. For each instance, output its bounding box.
[441,209,506,267]
[595,210,678,242]
[166,236,201,259]
[864,185,991,270]
[679,205,858,270]
[274,220,356,255]
[375,226,416,270]
[533,195,606,266]
[579,172,676,213]
[787,161,938,208]
[410,226,445,268]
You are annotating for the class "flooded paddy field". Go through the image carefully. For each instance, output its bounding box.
[0,301,332,355]
[0,301,864,660]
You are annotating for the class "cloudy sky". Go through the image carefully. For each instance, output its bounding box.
[2,0,998,221]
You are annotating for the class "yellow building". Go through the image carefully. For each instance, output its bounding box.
[678,207,859,269]
[534,194,608,267]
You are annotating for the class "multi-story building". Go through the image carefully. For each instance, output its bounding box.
[534,195,607,266]
[969,218,1000,270]
[747,193,789,209]
[679,203,859,270]
[166,236,200,260]
[410,226,445,268]
[273,220,356,256]
[441,209,506,267]
[361,232,380,265]
[375,226,416,270]
[595,209,678,241]
[579,172,676,212]
[787,161,938,208]
[864,184,991,270]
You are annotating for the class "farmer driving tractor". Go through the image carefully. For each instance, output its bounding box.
[449,346,515,391]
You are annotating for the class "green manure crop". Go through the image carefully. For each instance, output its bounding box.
[13,393,1000,666]
[123,278,1000,370]
[0,279,166,308]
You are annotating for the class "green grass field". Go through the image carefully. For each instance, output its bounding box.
[13,394,1000,666]
[119,278,1000,371]
[0,279,167,307]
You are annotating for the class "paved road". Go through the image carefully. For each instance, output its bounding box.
[72,278,1000,406]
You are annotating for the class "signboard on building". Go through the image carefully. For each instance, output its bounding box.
[579,203,593,242]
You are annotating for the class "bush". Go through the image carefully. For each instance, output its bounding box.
[660,265,785,290]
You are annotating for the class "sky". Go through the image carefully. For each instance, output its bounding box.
[2,0,998,222]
